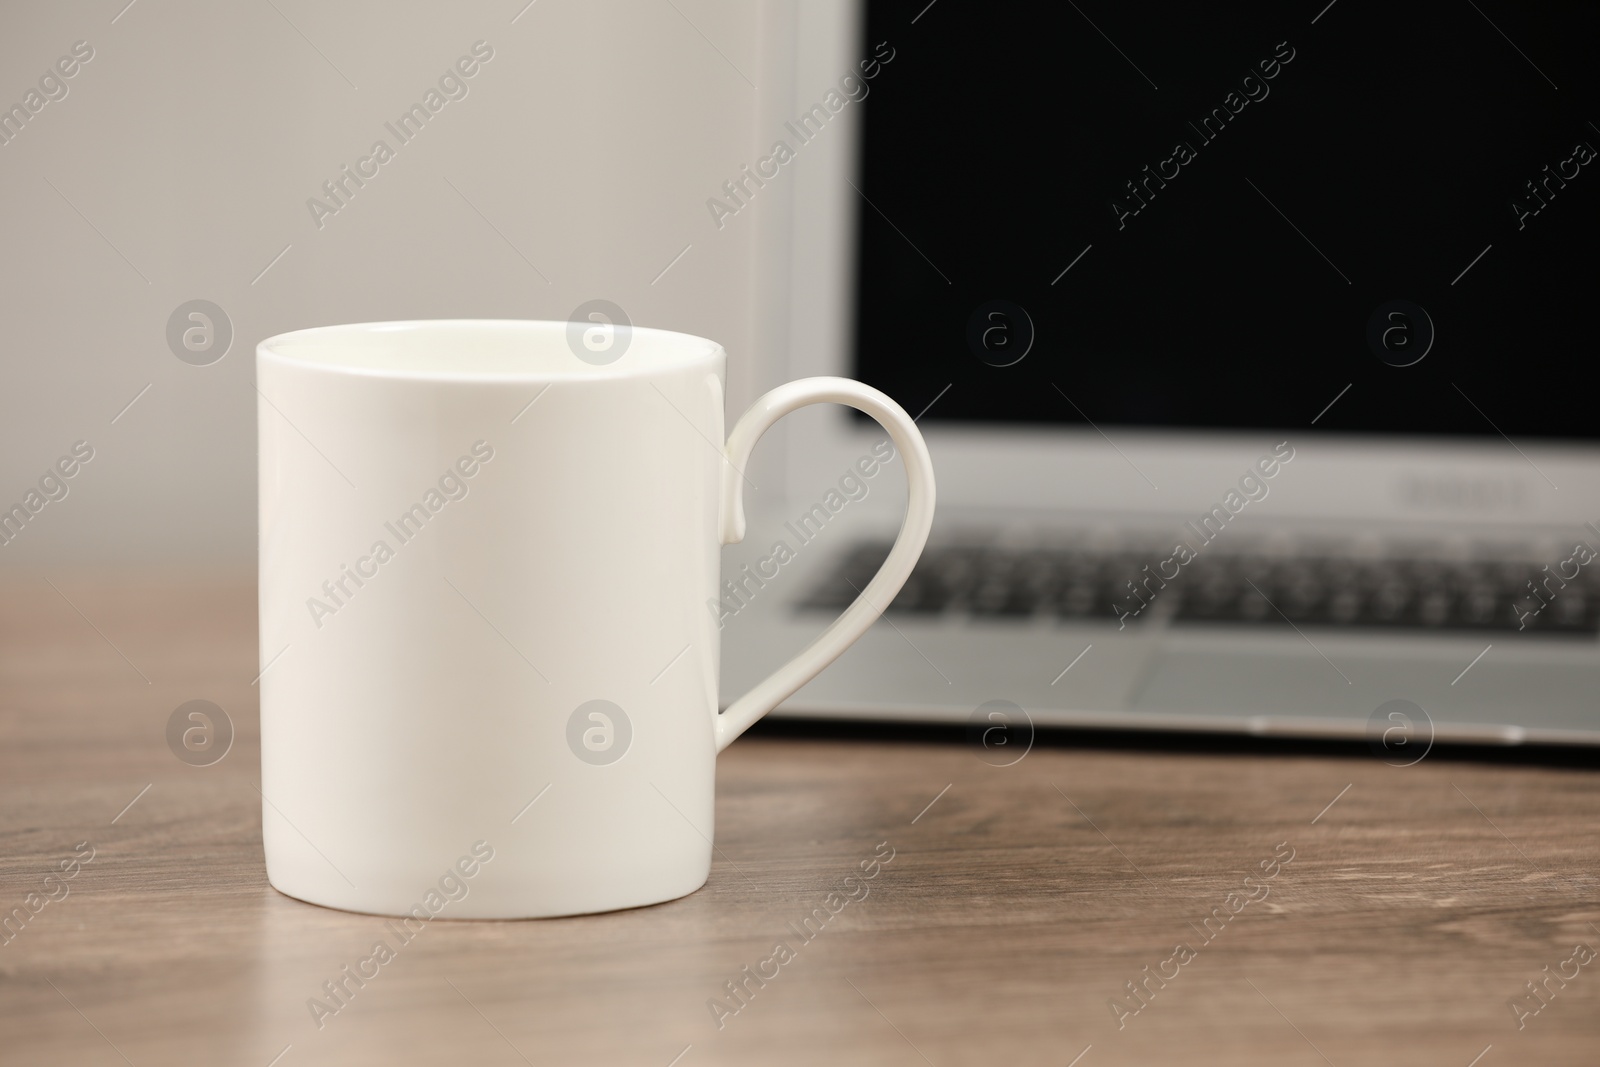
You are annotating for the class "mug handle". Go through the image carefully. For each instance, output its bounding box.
[714,376,936,751]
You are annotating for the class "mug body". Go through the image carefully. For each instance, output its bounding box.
[258,320,724,918]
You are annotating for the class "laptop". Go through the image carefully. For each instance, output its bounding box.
[720,0,1600,746]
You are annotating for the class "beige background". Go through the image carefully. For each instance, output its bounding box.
[0,0,788,564]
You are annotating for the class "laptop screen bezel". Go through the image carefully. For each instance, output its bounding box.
[760,0,1600,529]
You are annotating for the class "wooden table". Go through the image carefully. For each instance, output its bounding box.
[2,570,1597,1065]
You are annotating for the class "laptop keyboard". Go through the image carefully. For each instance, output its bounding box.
[797,541,1600,634]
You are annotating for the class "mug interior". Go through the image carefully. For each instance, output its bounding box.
[257,319,721,380]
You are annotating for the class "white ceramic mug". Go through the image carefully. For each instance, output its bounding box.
[256,320,934,918]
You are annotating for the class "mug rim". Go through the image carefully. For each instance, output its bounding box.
[257,318,724,382]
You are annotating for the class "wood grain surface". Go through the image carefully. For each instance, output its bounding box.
[1,569,1597,1065]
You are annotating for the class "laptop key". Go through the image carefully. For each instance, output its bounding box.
[796,542,1600,634]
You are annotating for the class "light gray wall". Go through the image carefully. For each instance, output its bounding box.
[0,0,780,563]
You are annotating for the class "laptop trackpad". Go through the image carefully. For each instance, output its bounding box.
[1128,648,1596,737]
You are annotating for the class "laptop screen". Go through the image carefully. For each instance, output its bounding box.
[850,1,1597,440]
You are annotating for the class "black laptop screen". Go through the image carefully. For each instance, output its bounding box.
[850,1,1598,439]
